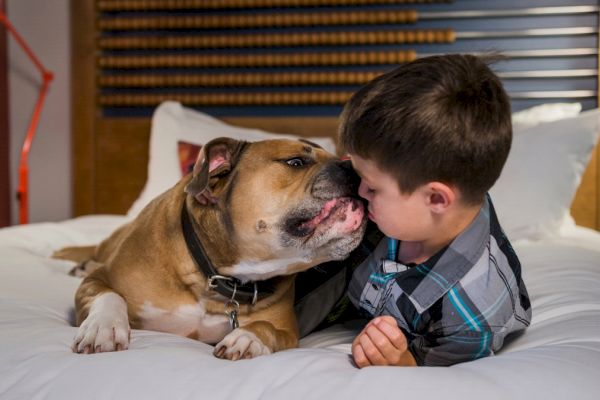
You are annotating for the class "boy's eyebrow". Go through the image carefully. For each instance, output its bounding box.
[351,164,373,185]
[350,162,366,180]
[356,170,378,188]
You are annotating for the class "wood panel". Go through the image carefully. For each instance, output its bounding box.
[71,0,97,216]
[572,147,599,230]
[95,2,451,112]
[97,0,447,11]
[95,118,151,213]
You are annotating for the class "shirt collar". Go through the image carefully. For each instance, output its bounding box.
[395,196,492,314]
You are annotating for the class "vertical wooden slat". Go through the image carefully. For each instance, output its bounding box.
[597,154,600,231]
[0,0,10,227]
[597,8,600,231]
[71,0,98,216]
[572,7,600,231]
[572,151,598,230]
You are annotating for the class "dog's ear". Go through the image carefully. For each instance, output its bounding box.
[184,137,248,205]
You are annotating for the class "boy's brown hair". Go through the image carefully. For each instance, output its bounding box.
[338,54,512,205]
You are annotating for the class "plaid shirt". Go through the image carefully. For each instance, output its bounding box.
[347,195,532,366]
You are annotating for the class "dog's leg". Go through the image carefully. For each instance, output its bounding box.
[214,293,298,360]
[214,321,298,360]
[72,268,131,354]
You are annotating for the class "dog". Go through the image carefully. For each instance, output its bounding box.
[53,137,367,360]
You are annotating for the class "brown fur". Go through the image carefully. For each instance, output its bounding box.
[55,138,366,359]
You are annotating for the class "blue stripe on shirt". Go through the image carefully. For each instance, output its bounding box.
[448,288,482,332]
[387,238,398,261]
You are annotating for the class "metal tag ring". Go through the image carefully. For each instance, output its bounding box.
[206,274,233,290]
[224,299,240,315]
[224,299,240,330]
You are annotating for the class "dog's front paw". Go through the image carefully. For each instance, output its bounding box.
[214,328,272,360]
[73,293,131,354]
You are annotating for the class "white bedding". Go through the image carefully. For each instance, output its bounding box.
[1,215,599,400]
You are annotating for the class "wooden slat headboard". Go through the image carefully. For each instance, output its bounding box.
[71,0,600,231]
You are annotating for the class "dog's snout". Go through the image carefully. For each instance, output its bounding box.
[338,158,352,169]
[310,159,360,199]
[338,159,359,179]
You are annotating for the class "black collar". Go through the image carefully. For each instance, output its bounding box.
[180,203,275,305]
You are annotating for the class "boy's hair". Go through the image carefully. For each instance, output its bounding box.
[338,54,512,205]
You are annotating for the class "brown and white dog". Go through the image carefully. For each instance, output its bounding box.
[54,137,366,360]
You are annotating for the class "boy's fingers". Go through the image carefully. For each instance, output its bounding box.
[376,315,399,327]
[361,326,390,365]
[352,343,370,369]
[352,317,409,367]
[352,328,367,349]
[374,318,408,351]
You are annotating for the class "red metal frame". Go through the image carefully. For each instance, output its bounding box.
[0,10,53,224]
[0,0,8,228]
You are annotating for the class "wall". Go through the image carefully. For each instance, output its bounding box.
[8,0,70,224]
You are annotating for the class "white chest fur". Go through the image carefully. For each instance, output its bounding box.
[225,255,310,282]
[138,300,231,344]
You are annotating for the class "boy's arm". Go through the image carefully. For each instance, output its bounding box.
[352,315,496,367]
[352,316,417,368]
[408,327,494,366]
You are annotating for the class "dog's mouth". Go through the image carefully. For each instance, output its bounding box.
[286,197,365,238]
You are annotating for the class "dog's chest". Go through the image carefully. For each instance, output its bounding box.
[137,300,230,343]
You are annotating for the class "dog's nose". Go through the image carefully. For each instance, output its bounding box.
[328,159,358,181]
[336,159,360,188]
[338,159,353,172]
[310,159,360,199]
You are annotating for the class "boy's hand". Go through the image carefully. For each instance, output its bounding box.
[352,316,417,368]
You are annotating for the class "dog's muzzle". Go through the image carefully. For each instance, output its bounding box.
[285,196,365,238]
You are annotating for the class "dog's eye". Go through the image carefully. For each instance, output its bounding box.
[285,158,306,168]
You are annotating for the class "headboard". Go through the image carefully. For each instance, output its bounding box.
[71,0,600,231]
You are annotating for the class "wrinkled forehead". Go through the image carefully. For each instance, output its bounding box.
[243,139,333,161]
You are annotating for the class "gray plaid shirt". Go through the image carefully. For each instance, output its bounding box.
[347,195,531,366]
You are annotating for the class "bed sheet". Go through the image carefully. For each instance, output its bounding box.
[1,216,599,400]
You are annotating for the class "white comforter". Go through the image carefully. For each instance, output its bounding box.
[1,216,599,400]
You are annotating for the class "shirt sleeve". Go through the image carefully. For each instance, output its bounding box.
[408,328,494,367]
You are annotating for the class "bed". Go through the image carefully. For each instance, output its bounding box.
[2,1,600,399]
[1,102,599,399]
[3,228,600,399]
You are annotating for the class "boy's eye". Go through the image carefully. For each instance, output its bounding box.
[362,183,376,194]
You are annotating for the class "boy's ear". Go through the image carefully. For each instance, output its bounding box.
[424,182,455,214]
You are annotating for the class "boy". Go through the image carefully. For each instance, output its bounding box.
[339,54,532,367]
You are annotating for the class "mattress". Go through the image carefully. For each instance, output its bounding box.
[1,215,599,400]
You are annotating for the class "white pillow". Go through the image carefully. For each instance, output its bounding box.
[511,103,582,128]
[127,101,337,217]
[490,108,600,241]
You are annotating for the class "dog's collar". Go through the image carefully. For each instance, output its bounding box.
[181,203,275,305]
